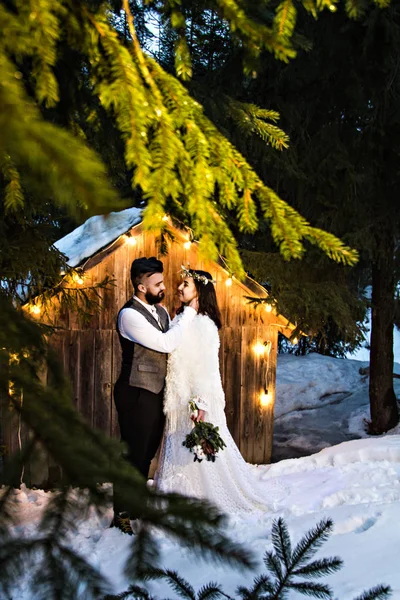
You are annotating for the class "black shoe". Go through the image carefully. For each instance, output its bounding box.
[110,511,134,535]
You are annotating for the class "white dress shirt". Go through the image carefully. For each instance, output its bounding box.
[149,305,162,327]
[118,296,196,354]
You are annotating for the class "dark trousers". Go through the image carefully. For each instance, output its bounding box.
[113,380,165,518]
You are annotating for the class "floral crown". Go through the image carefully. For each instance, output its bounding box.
[180,265,216,286]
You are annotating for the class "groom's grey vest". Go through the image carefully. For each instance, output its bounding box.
[116,298,170,395]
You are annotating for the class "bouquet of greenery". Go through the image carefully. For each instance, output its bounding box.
[182,401,226,462]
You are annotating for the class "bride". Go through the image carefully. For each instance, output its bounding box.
[155,267,284,515]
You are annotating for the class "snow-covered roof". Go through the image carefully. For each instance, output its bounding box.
[54,207,143,268]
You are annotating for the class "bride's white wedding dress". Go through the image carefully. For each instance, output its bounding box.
[155,313,285,515]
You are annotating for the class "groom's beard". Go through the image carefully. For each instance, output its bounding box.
[145,290,165,305]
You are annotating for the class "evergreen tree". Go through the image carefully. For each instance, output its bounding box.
[240,4,400,433]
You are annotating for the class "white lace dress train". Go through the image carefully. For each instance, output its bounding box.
[155,314,284,515]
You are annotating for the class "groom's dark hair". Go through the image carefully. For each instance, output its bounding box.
[130,256,163,292]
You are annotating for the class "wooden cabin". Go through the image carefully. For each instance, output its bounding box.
[6,209,296,482]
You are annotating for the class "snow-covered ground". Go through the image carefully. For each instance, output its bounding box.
[9,354,400,599]
[274,353,400,461]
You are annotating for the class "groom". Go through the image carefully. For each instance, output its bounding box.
[112,256,197,534]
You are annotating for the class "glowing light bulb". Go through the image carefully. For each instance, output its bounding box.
[125,235,137,246]
[225,277,233,287]
[31,305,41,315]
[162,214,169,222]
[73,274,84,285]
[260,391,270,407]
[183,241,192,250]
[265,304,272,313]
[328,3,337,11]
[253,342,266,356]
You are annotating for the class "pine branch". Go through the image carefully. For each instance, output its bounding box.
[38,489,78,539]
[272,0,298,62]
[291,519,335,569]
[0,538,46,599]
[161,569,197,600]
[261,518,341,600]
[175,36,193,81]
[264,551,284,583]
[236,586,252,600]
[287,580,332,598]
[197,582,229,600]
[236,574,274,599]
[226,99,289,149]
[0,486,18,534]
[1,154,24,212]
[237,188,258,233]
[214,0,295,64]
[344,0,369,18]
[124,525,161,581]
[352,586,392,600]
[47,541,110,599]
[271,517,292,570]
[19,0,65,107]
[371,0,391,8]
[138,494,255,570]
[292,557,343,578]
[103,584,157,600]
[0,534,108,600]
[274,0,297,39]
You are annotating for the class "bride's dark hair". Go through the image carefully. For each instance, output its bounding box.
[177,269,222,330]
